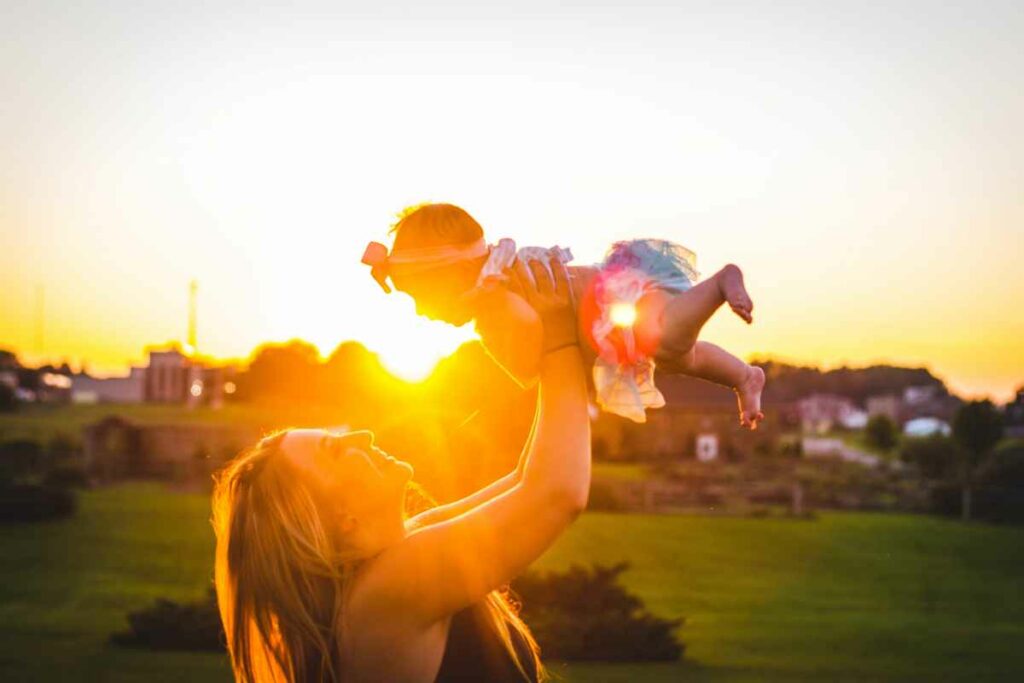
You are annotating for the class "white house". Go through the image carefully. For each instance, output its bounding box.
[903,417,951,438]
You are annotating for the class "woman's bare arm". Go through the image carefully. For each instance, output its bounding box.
[405,407,539,531]
[407,261,589,532]
[403,471,518,531]
[356,258,590,625]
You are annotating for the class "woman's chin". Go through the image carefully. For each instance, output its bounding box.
[395,461,414,481]
[432,308,473,326]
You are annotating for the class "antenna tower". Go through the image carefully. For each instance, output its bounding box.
[188,280,198,356]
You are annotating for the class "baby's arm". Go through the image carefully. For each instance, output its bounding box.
[473,286,544,388]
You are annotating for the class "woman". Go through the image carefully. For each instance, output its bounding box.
[212,255,590,682]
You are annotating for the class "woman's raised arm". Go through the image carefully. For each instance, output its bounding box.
[355,257,590,625]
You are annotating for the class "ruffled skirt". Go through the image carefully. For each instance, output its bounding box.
[587,239,699,423]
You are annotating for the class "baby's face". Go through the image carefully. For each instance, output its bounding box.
[391,262,480,326]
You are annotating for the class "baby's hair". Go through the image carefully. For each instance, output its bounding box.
[390,203,484,251]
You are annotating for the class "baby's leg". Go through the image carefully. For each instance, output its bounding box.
[659,263,752,352]
[661,341,765,429]
[633,264,763,427]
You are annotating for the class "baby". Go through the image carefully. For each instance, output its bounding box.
[362,203,765,427]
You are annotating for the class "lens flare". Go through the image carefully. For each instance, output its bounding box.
[609,303,637,328]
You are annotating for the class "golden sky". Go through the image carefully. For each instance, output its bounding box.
[1,1,1021,399]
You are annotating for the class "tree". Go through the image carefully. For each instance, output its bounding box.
[952,400,1004,521]
[865,415,899,453]
[238,340,321,402]
[0,383,15,413]
[900,435,958,480]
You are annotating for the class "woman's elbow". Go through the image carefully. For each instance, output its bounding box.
[547,484,588,521]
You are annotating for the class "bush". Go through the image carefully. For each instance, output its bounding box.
[865,415,899,453]
[901,435,958,480]
[110,589,224,651]
[981,443,1024,488]
[0,439,43,483]
[43,463,90,489]
[112,564,686,664]
[0,384,15,412]
[928,482,1024,524]
[0,484,76,522]
[587,480,626,512]
[512,562,684,662]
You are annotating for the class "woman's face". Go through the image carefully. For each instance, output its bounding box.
[281,429,413,525]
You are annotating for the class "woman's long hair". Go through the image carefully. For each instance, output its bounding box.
[212,430,544,682]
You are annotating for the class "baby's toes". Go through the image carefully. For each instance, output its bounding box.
[732,305,752,323]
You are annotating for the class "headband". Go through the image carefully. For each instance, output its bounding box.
[361,238,489,293]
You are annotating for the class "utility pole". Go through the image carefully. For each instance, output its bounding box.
[34,285,45,357]
[188,279,198,356]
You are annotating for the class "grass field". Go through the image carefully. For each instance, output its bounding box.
[1,484,1023,682]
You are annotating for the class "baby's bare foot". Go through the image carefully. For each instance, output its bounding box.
[735,364,766,430]
[718,264,754,324]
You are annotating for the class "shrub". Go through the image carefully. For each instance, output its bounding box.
[900,435,958,480]
[865,415,899,453]
[47,432,81,463]
[0,384,15,412]
[0,439,43,483]
[43,463,90,489]
[112,564,686,664]
[0,484,76,522]
[110,589,224,651]
[512,562,684,661]
[587,480,626,512]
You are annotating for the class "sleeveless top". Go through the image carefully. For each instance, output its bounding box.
[434,603,539,682]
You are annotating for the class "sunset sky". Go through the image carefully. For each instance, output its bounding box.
[1,1,1021,398]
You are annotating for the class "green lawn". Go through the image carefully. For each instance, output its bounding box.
[591,461,652,481]
[1,485,1022,682]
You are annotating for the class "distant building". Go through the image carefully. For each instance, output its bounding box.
[903,385,939,406]
[144,348,192,402]
[903,416,951,438]
[866,395,901,423]
[798,394,868,433]
[70,346,234,407]
[802,437,881,468]
[36,371,72,403]
[0,369,17,389]
[72,368,145,404]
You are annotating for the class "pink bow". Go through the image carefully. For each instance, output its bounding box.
[361,241,392,293]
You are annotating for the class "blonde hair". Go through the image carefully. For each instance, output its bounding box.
[212,430,544,682]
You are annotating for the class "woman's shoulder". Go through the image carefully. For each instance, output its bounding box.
[338,563,453,681]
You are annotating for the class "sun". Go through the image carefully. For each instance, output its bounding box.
[360,315,478,383]
[375,336,458,382]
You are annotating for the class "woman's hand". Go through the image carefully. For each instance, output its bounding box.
[512,255,578,353]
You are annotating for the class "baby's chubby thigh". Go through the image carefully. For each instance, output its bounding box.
[572,265,668,363]
[632,288,676,359]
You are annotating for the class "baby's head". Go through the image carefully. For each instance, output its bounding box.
[381,203,490,325]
